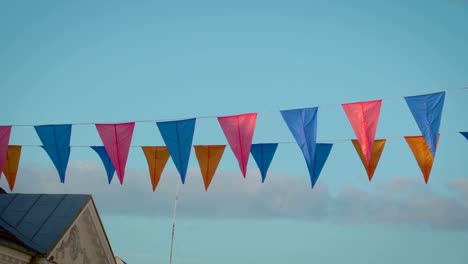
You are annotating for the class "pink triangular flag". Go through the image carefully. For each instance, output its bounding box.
[342,100,382,165]
[95,122,135,184]
[217,113,257,177]
[0,126,12,178]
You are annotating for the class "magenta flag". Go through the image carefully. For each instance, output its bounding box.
[95,122,135,184]
[0,126,12,178]
[218,113,257,177]
[342,99,382,165]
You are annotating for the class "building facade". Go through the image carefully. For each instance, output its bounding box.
[0,194,121,264]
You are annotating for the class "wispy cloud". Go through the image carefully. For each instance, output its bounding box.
[6,162,468,230]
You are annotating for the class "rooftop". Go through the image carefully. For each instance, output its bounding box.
[0,193,90,255]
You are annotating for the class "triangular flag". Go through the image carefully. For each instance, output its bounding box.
[352,139,386,181]
[95,122,135,184]
[217,113,257,177]
[2,146,21,191]
[142,146,170,191]
[0,126,12,180]
[194,145,226,191]
[460,132,468,140]
[281,107,318,186]
[34,124,72,183]
[405,92,445,157]
[342,100,382,165]
[405,135,439,183]
[312,143,333,188]
[156,118,196,184]
[91,146,115,184]
[250,143,278,183]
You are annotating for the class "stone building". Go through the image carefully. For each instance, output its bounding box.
[0,193,124,264]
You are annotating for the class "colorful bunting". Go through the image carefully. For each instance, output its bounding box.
[156,118,196,184]
[250,143,278,183]
[352,139,386,181]
[460,132,468,140]
[95,122,135,184]
[218,113,257,177]
[34,125,72,183]
[405,92,445,158]
[342,100,382,165]
[312,143,333,188]
[194,145,226,191]
[91,146,115,184]
[142,146,171,191]
[0,126,12,180]
[2,146,21,191]
[0,89,462,189]
[405,135,439,183]
[280,107,318,187]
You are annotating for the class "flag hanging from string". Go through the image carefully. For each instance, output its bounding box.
[91,146,115,184]
[312,143,333,188]
[342,100,382,165]
[2,146,21,191]
[194,145,226,191]
[281,107,325,187]
[157,118,196,184]
[405,135,439,183]
[405,92,445,158]
[351,139,386,181]
[96,122,135,184]
[142,146,171,191]
[250,143,278,183]
[0,126,12,180]
[218,113,257,177]
[34,124,72,183]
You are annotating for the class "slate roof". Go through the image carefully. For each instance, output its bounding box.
[0,194,90,255]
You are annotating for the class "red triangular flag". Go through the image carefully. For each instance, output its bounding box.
[95,123,135,184]
[217,113,257,177]
[342,100,382,165]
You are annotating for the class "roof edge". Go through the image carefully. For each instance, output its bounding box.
[44,195,92,257]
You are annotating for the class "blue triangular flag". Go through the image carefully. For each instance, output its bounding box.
[34,124,72,183]
[312,143,333,188]
[250,143,278,183]
[280,107,318,187]
[91,146,115,184]
[460,132,468,140]
[156,118,196,183]
[405,92,445,157]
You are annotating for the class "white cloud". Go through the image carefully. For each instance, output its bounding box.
[5,162,468,230]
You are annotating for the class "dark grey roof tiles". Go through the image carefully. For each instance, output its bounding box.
[0,194,90,254]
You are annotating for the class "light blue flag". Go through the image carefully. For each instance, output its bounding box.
[281,107,319,187]
[91,146,115,184]
[405,92,445,157]
[157,118,196,183]
[312,143,333,188]
[34,124,72,183]
[250,143,278,183]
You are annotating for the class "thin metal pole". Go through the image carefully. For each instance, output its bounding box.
[169,182,181,264]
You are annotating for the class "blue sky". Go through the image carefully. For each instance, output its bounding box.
[1,0,468,263]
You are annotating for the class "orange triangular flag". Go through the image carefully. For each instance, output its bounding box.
[142,146,170,191]
[194,145,226,191]
[405,135,439,183]
[352,139,386,181]
[2,146,21,191]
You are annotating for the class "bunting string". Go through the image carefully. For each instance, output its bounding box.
[4,87,466,127]
[0,88,466,190]
[14,130,463,148]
